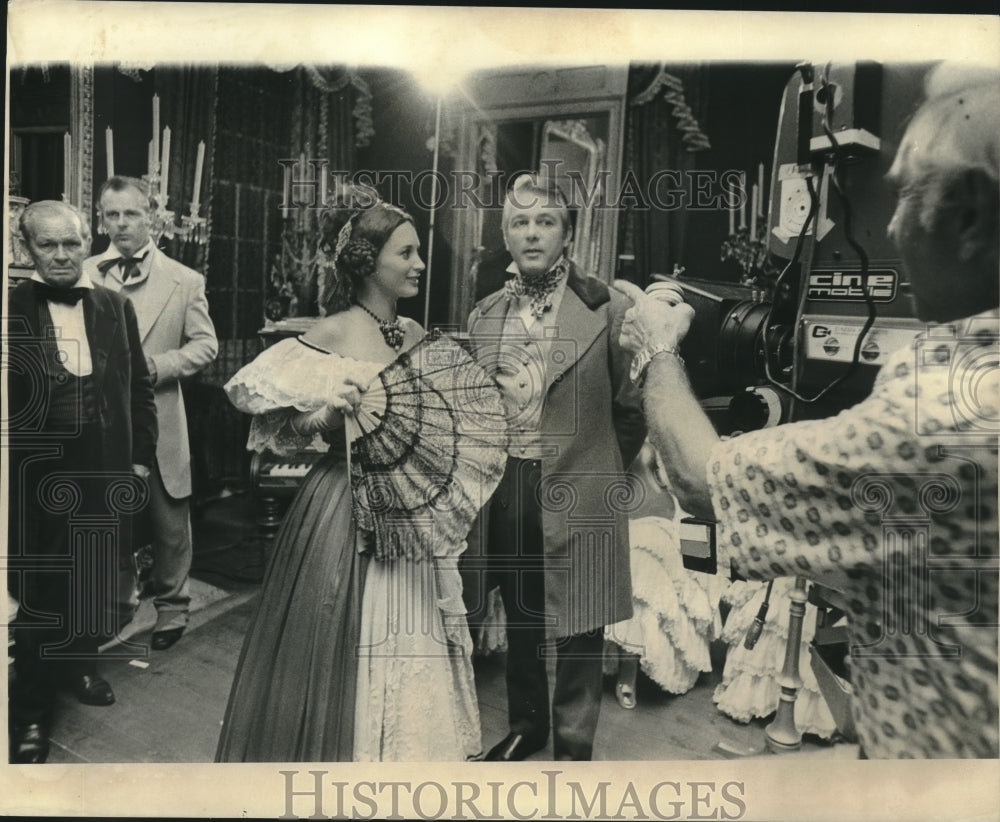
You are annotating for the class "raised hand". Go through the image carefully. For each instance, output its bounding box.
[612,279,695,355]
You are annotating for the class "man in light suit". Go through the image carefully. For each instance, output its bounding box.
[467,173,646,760]
[8,200,157,763]
[86,176,218,651]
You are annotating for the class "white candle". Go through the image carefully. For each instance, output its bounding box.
[738,173,747,229]
[298,152,307,231]
[192,140,205,208]
[63,132,72,199]
[757,163,766,218]
[152,94,160,172]
[160,127,171,198]
[147,140,154,176]
[750,184,758,238]
[105,127,114,179]
[728,198,735,235]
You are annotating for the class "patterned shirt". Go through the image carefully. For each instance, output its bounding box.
[707,310,999,758]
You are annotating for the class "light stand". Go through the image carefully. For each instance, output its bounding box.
[765,575,808,752]
[423,93,442,330]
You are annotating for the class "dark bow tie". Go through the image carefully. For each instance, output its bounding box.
[97,254,144,281]
[33,280,89,306]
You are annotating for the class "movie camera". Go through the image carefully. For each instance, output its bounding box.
[661,61,932,433]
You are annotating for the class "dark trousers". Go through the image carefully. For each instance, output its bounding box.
[489,457,605,760]
[9,426,115,727]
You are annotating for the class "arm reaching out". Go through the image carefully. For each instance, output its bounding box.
[613,279,719,519]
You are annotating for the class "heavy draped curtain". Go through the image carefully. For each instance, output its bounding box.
[617,63,711,287]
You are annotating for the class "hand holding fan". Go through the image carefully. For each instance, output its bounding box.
[345,332,509,561]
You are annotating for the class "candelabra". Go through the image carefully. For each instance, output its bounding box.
[101,96,208,245]
[139,162,207,246]
[265,222,326,321]
[720,223,779,295]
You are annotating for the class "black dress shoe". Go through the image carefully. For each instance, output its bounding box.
[483,732,547,761]
[72,673,116,706]
[151,627,184,651]
[12,722,50,764]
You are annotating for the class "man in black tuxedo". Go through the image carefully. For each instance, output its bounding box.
[7,200,157,763]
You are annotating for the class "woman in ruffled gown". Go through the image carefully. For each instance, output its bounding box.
[605,442,725,708]
[216,201,489,762]
[712,576,838,739]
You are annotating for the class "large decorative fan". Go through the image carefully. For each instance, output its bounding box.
[346,332,509,561]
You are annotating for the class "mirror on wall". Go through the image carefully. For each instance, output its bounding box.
[540,116,608,275]
[447,65,627,324]
[9,64,94,274]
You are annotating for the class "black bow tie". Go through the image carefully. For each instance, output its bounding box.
[33,280,89,306]
[97,254,144,281]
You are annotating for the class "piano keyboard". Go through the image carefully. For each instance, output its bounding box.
[252,450,325,495]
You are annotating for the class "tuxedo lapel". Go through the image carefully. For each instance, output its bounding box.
[82,288,116,390]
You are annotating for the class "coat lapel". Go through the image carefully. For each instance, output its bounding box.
[468,291,509,378]
[542,266,604,394]
[129,248,179,341]
[82,288,116,390]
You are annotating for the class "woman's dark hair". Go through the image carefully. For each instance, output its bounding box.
[318,201,413,315]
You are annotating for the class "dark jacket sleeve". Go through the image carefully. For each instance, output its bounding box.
[123,297,158,467]
[607,286,647,469]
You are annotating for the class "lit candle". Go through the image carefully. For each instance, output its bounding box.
[750,184,758,238]
[160,126,171,199]
[738,173,746,229]
[63,132,72,200]
[192,140,205,209]
[152,94,160,173]
[105,127,115,178]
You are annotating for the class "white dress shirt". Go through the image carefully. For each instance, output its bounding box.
[30,272,94,377]
[97,239,154,291]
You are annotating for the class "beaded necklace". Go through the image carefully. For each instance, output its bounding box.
[356,302,404,350]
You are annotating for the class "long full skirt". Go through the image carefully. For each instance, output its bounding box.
[216,455,368,761]
[216,453,482,761]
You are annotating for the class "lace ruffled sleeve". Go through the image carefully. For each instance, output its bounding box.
[223,338,376,456]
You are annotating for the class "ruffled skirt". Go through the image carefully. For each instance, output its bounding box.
[713,577,837,739]
[605,516,725,694]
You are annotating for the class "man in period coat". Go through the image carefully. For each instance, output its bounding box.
[85,176,218,650]
[467,173,646,761]
[8,200,158,763]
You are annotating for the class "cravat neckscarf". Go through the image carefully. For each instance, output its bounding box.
[32,280,89,306]
[97,254,144,282]
[503,258,569,320]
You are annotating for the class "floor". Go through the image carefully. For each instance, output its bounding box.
[9,492,856,764]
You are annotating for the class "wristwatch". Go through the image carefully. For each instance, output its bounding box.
[629,341,685,386]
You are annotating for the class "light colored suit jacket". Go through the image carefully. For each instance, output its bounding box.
[85,246,218,498]
[468,263,646,638]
